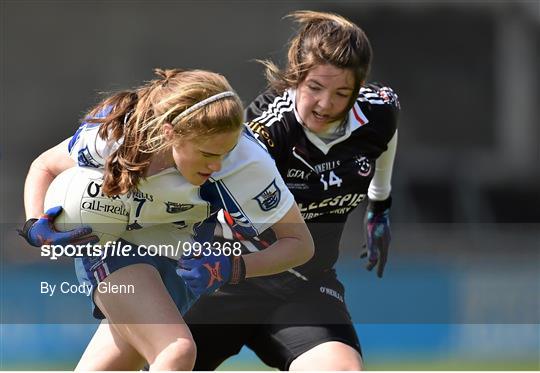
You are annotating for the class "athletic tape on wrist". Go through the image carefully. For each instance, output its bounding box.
[229,255,246,285]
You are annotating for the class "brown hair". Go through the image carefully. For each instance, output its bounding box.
[84,68,243,196]
[261,11,372,110]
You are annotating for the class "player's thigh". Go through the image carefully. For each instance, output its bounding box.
[94,263,194,363]
[188,323,255,370]
[250,321,362,370]
[186,286,273,370]
[247,277,362,370]
[75,320,145,371]
[289,341,363,371]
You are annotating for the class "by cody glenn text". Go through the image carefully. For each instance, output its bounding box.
[40,281,135,296]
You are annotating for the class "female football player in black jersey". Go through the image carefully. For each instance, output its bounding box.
[185,10,399,371]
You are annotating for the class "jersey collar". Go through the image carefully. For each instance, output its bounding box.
[289,89,369,155]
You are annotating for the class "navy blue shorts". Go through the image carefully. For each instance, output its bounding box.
[74,240,197,319]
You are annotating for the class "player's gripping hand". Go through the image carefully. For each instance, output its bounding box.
[176,253,246,296]
[361,197,392,278]
[18,206,99,247]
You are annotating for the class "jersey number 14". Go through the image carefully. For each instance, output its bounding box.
[320,171,342,190]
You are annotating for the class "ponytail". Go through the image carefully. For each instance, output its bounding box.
[82,68,243,197]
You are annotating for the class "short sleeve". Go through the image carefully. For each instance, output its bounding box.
[200,134,295,238]
[245,90,296,165]
[67,106,119,168]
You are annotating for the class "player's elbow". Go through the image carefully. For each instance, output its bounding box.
[293,228,315,267]
[28,155,52,179]
[30,151,56,177]
[30,138,75,178]
[300,239,315,266]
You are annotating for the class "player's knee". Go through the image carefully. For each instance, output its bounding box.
[331,357,363,371]
[150,338,197,371]
[168,338,197,370]
[290,342,363,371]
[329,352,363,371]
[291,358,362,371]
[291,357,362,371]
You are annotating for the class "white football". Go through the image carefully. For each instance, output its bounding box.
[44,167,128,245]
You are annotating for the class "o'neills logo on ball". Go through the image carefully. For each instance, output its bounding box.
[85,180,122,200]
[86,180,103,198]
[81,199,129,216]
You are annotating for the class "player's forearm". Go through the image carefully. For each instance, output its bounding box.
[242,235,313,278]
[242,204,314,278]
[24,158,57,219]
[24,138,75,219]
[368,129,398,201]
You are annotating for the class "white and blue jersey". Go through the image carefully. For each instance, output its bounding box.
[67,112,295,259]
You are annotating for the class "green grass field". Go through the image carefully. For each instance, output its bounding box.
[217,357,540,371]
[2,357,539,371]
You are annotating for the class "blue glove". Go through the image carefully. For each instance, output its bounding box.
[361,197,391,278]
[18,206,99,247]
[177,253,246,296]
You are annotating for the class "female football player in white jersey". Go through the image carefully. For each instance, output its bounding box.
[185,11,399,371]
[20,68,313,371]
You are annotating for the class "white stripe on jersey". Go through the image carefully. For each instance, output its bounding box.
[357,86,399,106]
[103,262,110,277]
[252,91,294,127]
[214,179,257,233]
[229,211,252,228]
[93,270,100,285]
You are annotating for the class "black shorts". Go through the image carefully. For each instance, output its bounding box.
[185,270,361,370]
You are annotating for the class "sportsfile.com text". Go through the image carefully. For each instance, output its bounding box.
[40,240,243,260]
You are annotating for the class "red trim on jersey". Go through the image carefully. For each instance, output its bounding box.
[95,265,107,282]
[223,211,234,226]
[352,106,366,126]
